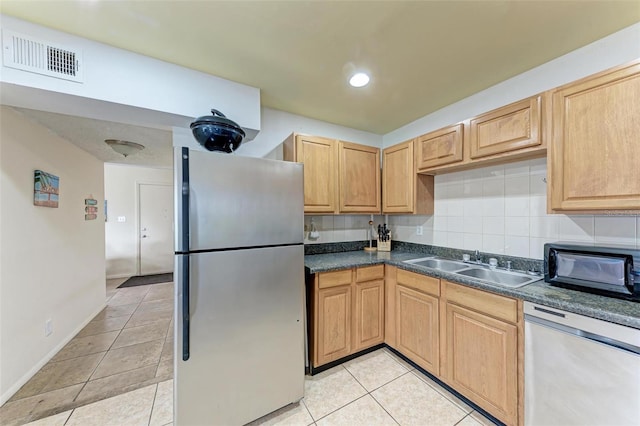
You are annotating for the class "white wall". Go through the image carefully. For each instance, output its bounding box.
[388,158,640,259]
[384,22,640,147]
[104,164,173,278]
[0,14,261,138]
[236,107,382,159]
[0,106,106,404]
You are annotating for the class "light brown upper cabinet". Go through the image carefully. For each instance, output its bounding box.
[284,134,337,214]
[382,139,434,214]
[416,95,548,174]
[416,124,464,170]
[284,134,380,214]
[548,59,640,212]
[338,141,381,213]
[469,96,543,159]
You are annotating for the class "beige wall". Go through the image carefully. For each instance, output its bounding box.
[104,164,173,278]
[0,107,106,403]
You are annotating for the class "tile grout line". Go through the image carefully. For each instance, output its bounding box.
[305,365,360,423]
[367,370,413,426]
[312,393,372,424]
[83,284,143,387]
[148,383,160,426]
[453,412,473,426]
[72,347,111,404]
[62,407,75,426]
[368,392,402,426]
[409,369,472,415]
[300,399,314,426]
[341,358,409,426]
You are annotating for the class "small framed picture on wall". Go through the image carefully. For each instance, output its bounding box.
[34,170,59,208]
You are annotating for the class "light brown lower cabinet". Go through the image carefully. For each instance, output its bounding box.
[394,269,440,375]
[314,266,523,425]
[354,279,385,351]
[313,265,385,368]
[441,280,522,426]
[316,284,352,366]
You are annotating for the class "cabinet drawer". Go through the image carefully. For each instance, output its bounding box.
[318,269,352,289]
[397,269,440,296]
[356,264,385,282]
[443,280,517,323]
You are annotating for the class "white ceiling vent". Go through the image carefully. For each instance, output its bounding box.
[2,30,83,83]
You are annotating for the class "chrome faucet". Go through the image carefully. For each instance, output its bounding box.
[474,250,481,264]
[506,261,512,271]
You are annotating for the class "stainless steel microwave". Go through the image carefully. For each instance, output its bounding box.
[544,243,640,301]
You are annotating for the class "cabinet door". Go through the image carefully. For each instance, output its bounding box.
[445,303,518,425]
[338,141,381,213]
[315,285,351,366]
[382,140,414,213]
[395,284,439,375]
[354,279,385,351]
[549,60,640,211]
[296,135,338,213]
[416,124,463,171]
[469,96,542,159]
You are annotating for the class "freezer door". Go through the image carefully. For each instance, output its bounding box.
[174,245,305,426]
[175,148,304,251]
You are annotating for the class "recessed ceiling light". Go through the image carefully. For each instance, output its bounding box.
[349,72,370,88]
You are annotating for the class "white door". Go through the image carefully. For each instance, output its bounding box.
[139,183,174,275]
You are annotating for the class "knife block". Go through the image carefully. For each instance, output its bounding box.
[377,238,391,252]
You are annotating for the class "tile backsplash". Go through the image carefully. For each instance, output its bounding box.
[304,158,640,259]
[391,158,639,259]
[304,215,383,245]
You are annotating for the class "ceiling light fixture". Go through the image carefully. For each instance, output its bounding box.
[105,139,145,157]
[349,72,370,88]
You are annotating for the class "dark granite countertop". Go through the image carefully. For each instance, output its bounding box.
[305,250,640,330]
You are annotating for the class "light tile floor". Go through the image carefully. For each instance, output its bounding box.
[23,348,495,426]
[4,279,496,426]
[0,278,174,426]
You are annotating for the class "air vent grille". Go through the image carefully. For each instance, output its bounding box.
[2,30,83,82]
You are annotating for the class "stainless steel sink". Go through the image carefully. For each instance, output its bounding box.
[403,256,542,288]
[455,267,540,288]
[404,257,468,272]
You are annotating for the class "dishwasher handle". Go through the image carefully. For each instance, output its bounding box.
[533,305,566,318]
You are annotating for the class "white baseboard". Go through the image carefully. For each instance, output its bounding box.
[0,302,106,405]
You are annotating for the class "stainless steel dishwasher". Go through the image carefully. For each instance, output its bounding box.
[524,302,640,426]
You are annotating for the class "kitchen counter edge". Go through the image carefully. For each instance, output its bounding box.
[304,251,640,330]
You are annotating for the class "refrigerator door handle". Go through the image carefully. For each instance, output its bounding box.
[180,147,190,361]
[181,256,190,361]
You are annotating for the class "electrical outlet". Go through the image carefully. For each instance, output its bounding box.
[416,226,423,236]
[117,216,126,222]
[45,319,53,336]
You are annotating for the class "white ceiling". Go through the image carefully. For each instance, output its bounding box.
[2,1,639,167]
[14,108,173,167]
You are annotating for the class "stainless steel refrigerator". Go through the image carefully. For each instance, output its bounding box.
[174,147,305,426]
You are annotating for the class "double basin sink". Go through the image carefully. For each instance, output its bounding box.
[404,257,542,288]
